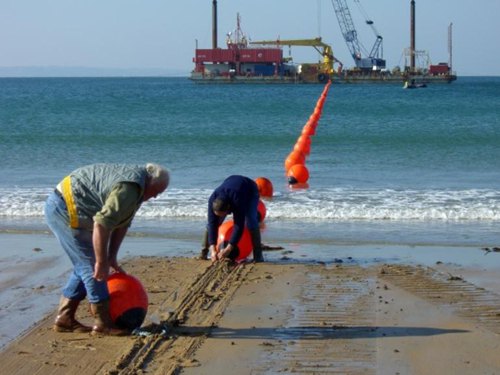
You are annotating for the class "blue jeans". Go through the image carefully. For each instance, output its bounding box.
[44,191,109,303]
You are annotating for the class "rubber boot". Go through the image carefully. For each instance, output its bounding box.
[199,248,209,260]
[198,229,209,260]
[249,229,265,263]
[90,300,129,336]
[53,296,92,333]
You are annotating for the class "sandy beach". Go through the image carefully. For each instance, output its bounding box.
[1,233,500,374]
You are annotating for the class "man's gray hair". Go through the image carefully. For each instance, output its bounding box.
[146,163,170,188]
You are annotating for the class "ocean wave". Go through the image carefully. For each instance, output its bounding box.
[1,187,499,222]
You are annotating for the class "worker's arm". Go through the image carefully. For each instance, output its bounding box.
[108,226,128,273]
[92,182,142,280]
[93,222,112,281]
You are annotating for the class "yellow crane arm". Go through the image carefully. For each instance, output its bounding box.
[251,37,325,47]
[250,37,337,74]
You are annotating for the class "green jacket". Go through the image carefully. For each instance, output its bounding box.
[60,163,146,230]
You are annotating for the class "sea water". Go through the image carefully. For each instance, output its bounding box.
[1,76,499,252]
[2,76,500,350]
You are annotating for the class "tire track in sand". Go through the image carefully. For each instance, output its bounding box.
[379,264,500,334]
[110,261,254,375]
[251,264,378,375]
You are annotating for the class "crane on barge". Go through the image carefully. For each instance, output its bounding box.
[330,0,385,71]
[249,37,342,82]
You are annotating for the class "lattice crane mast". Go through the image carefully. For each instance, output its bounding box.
[330,0,385,71]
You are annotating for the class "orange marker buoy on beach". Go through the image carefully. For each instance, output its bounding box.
[285,150,306,172]
[257,199,267,222]
[216,220,253,262]
[255,177,273,198]
[107,273,148,330]
[287,164,309,184]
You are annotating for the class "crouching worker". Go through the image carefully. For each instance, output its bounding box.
[45,163,169,335]
[199,175,264,263]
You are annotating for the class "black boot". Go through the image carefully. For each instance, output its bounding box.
[249,229,264,263]
[199,248,209,260]
[198,230,209,260]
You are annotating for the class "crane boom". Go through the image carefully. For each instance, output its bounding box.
[249,37,341,76]
[330,0,385,71]
[330,0,362,62]
[369,36,383,59]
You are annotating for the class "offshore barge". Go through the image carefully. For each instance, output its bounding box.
[190,0,456,84]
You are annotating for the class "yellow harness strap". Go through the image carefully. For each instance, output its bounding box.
[61,175,79,228]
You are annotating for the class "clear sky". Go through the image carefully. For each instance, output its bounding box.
[1,0,499,77]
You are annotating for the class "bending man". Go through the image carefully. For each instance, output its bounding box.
[45,163,169,335]
[200,175,264,263]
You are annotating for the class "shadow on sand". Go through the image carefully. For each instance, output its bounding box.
[171,325,468,340]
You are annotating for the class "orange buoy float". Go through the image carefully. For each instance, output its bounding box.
[257,199,267,222]
[294,141,310,156]
[255,177,273,198]
[285,150,306,172]
[301,124,316,136]
[306,115,319,129]
[107,273,148,330]
[297,134,312,147]
[287,164,310,184]
[216,220,253,262]
[294,136,311,155]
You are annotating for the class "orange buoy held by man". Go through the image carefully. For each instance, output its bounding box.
[216,220,253,262]
[107,273,148,330]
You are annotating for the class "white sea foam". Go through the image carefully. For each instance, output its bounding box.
[1,187,499,223]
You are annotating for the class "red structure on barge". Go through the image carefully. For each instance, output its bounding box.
[191,8,301,83]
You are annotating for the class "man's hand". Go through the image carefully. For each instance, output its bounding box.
[93,260,110,282]
[109,260,125,274]
[209,245,218,262]
[218,243,234,260]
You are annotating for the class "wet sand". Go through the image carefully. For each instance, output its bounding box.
[1,244,500,374]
